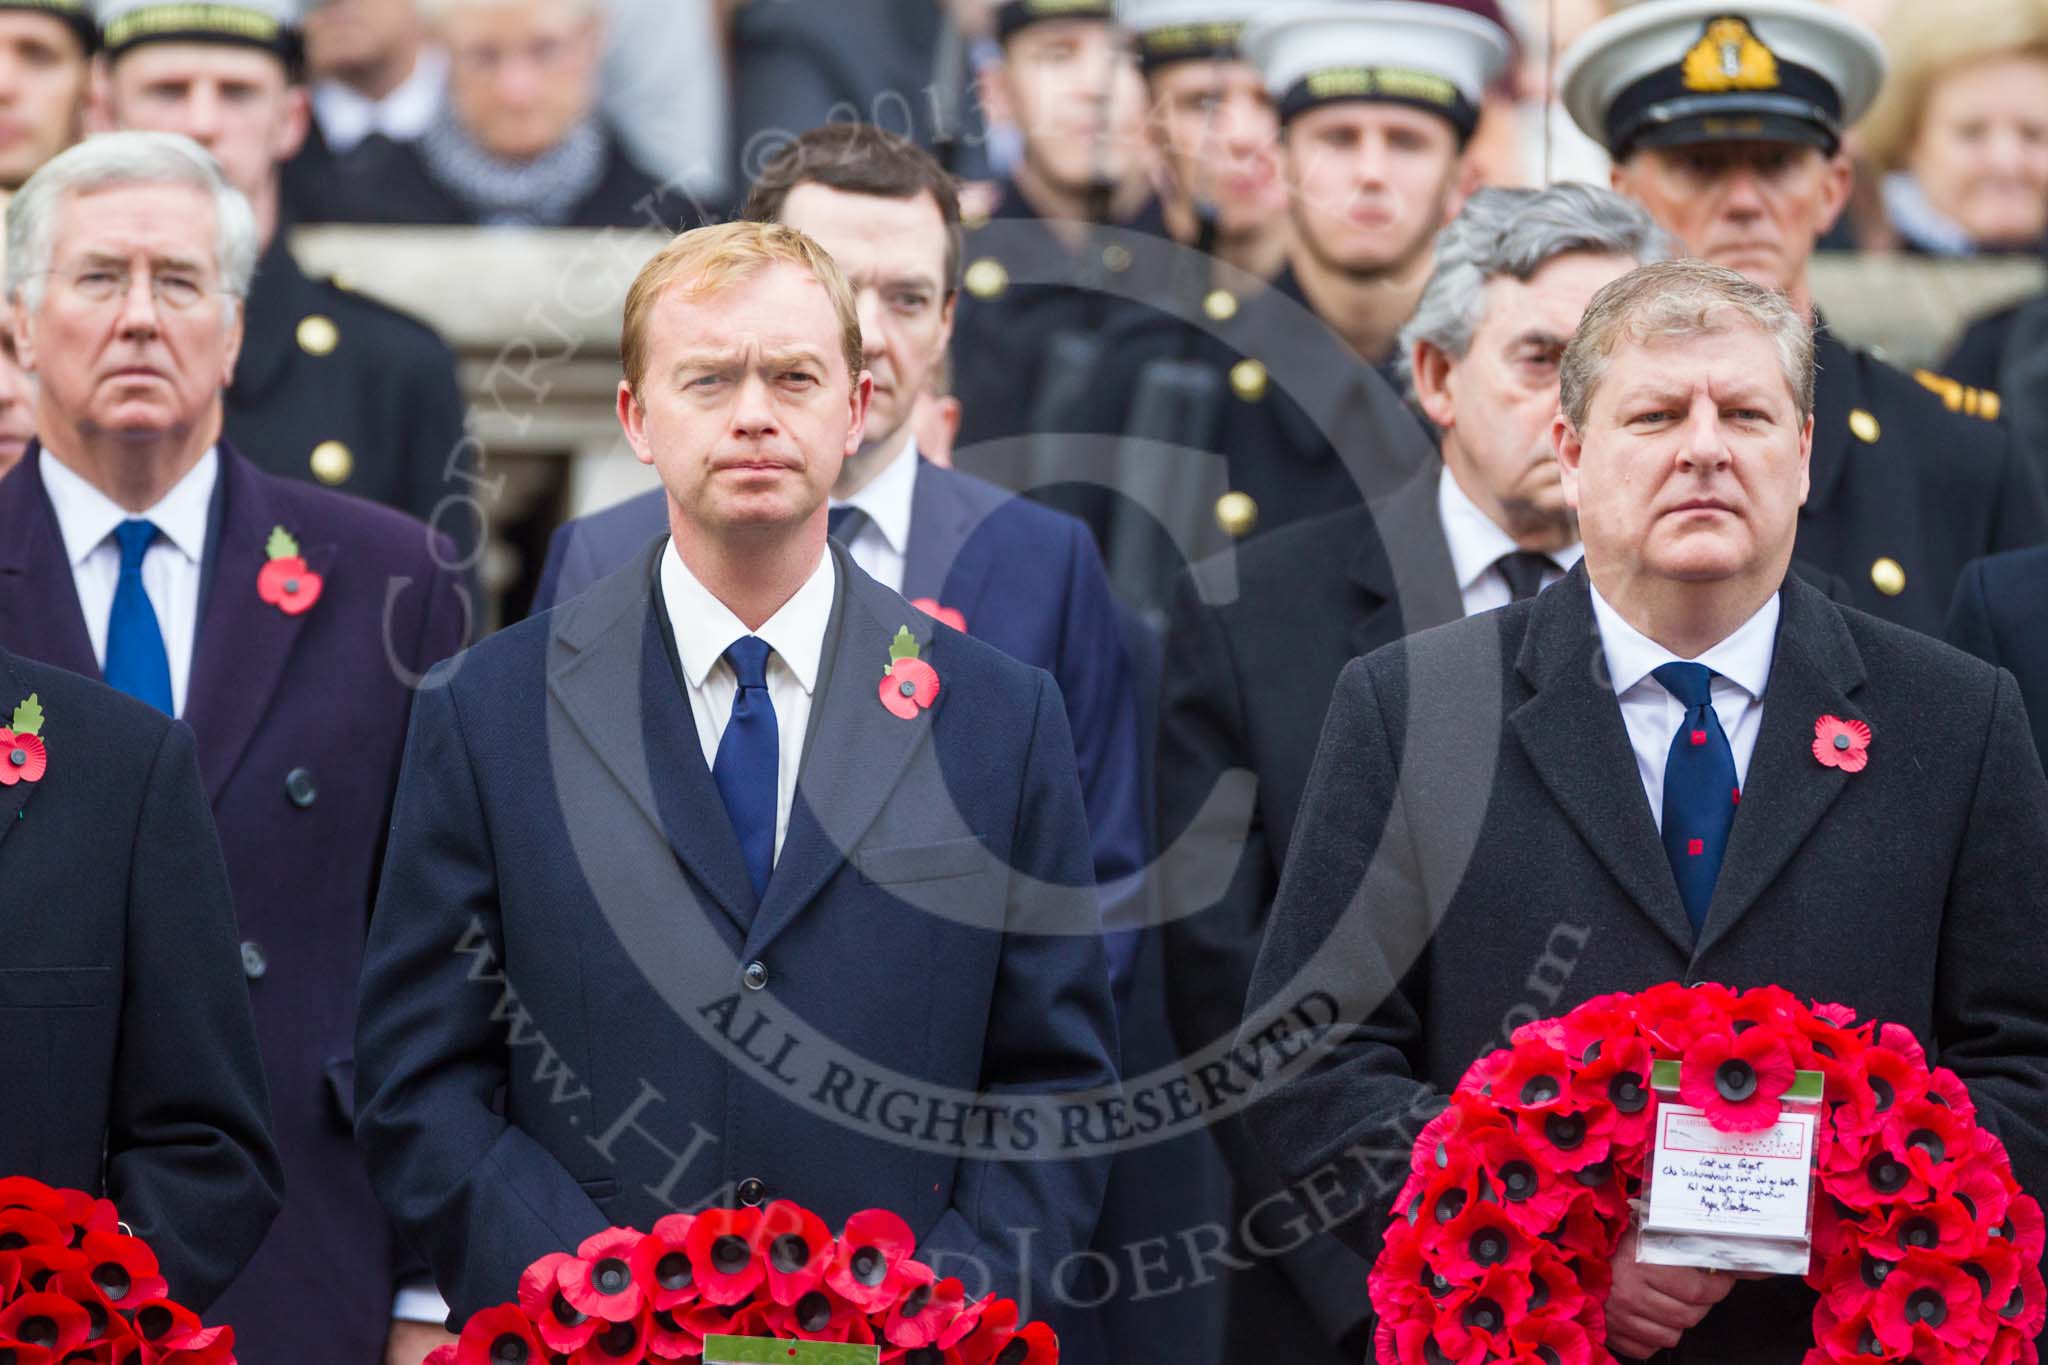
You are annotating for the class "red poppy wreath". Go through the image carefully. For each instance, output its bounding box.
[1368,983,2046,1364]
[424,1202,1057,1365]
[0,1174,239,1362]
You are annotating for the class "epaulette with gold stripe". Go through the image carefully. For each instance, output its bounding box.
[1913,368,2002,421]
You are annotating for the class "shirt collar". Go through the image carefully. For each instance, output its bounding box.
[1588,578,1781,701]
[1436,464,1583,591]
[829,436,918,557]
[314,46,449,154]
[660,538,837,695]
[40,446,218,570]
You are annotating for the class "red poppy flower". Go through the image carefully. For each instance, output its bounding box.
[129,1298,204,1353]
[1880,1099,1972,1187]
[0,1207,64,1253]
[1521,1254,1591,1324]
[756,1200,832,1306]
[910,599,967,633]
[1572,1035,1657,1147]
[1518,1097,1615,1173]
[1940,1154,2017,1237]
[826,1209,914,1313]
[156,1324,237,1365]
[454,1304,546,1365]
[684,1207,764,1307]
[256,555,323,616]
[1926,1067,1979,1124]
[938,1293,1016,1358]
[79,1231,165,1309]
[1475,1127,1572,1233]
[1433,1202,1530,1282]
[1679,1027,1797,1132]
[1873,1252,1983,1352]
[569,1310,651,1365]
[0,728,45,787]
[1505,1313,1593,1365]
[1491,1043,1571,1115]
[1996,1255,2046,1337]
[563,1228,646,1322]
[1813,714,1872,772]
[1634,981,1731,1053]
[630,1214,698,1312]
[0,1293,91,1358]
[643,1303,701,1362]
[1558,993,1638,1062]
[2005,1194,2046,1262]
[423,1349,456,1365]
[879,657,941,719]
[1838,1044,1931,1140]
[519,1251,601,1354]
[0,1179,65,1225]
[763,1286,863,1342]
[883,1264,964,1347]
[1434,1262,1534,1354]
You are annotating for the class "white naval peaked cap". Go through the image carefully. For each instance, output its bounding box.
[1241,2,1511,138]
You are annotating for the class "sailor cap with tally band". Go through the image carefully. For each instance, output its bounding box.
[95,0,302,70]
[1557,0,1886,160]
[0,0,96,51]
[995,0,1117,44]
[1240,1,1511,142]
[1117,0,1280,74]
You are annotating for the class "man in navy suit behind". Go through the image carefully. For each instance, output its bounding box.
[532,124,1146,992]
[356,222,1120,1346]
[0,131,468,1364]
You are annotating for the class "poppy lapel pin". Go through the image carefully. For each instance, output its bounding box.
[910,598,967,634]
[879,626,940,720]
[258,526,323,616]
[1813,714,1871,773]
[0,693,48,786]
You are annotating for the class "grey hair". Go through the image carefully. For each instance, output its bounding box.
[6,131,258,323]
[1559,258,1816,431]
[1397,182,1675,399]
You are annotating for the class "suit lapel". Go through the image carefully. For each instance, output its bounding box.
[546,536,756,932]
[744,543,936,956]
[1695,577,1866,955]
[1508,569,1697,957]
[180,450,324,803]
[1352,466,1462,655]
[0,447,102,681]
[901,461,996,617]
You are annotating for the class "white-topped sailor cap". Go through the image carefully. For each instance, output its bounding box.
[995,0,1118,45]
[1557,0,1886,161]
[0,0,96,52]
[1117,0,1285,74]
[1241,1,1512,143]
[95,0,303,72]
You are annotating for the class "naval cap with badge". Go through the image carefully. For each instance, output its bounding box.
[1240,0,1511,144]
[1116,0,1282,75]
[0,0,96,52]
[996,0,1118,44]
[1557,0,1886,161]
[95,0,303,75]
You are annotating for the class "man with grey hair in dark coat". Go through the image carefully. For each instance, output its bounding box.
[1155,181,1671,1364]
[1239,258,2048,1361]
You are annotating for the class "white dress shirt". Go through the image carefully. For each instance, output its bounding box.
[312,46,449,155]
[660,539,837,863]
[41,447,217,718]
[828,438,919,594]
[1589,582,1781,832]
[1438,465,1583,617]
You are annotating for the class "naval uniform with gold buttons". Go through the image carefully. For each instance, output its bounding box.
[1796,324,2048,635]
[0,442,469,1365]
[225,232,476,564]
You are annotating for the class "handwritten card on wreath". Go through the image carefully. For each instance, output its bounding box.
[1643,1103,1816,1240]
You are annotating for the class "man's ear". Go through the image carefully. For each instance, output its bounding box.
[843,369,874,458]
[617,381,653,467]
[1411,339,1457,431]
[1554,413,1586,511]
[274,84,312,163]
[85,55,116,133]
[12,297,37,375]
[1816,149,1855,236]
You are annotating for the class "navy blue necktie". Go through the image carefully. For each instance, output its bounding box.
[1653,662,1739,939]
[712,636,778,900]
[104,519,173,715]
[828,504,871,546]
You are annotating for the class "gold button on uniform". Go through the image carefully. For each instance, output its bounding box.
[964,258,1008,300]
[296,314,339,356]
[1101,244,1132,273]
[1870,557,1906,597]
[1848,409,1880,444]
[309,440,354,486]
[1229,358,1268,401]
[1215,491,1258,538]
[1203,288,1238,322]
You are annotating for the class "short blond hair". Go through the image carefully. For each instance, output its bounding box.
[1858,0,2048,170]
[1559,259,1814,432]
[620,221,864,395]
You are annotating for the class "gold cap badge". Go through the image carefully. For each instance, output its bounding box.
[1682,17,1780,93]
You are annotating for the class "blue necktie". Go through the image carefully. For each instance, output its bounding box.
[1653,662,1739,939]
[827,504,871,546]
[104,519,173,715]
[711,636,778,900]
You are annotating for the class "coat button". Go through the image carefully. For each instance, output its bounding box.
[285,768,317,808]
[964,258,1007,300]
[1849,409,1880,444]
[1870,557,1907,597]
[297,313,339,356]
[1229,358,1268,402]
[737,1177,766,1206]
[1203,288,1238,322]
[742,961,768,991]
[1215,491,1258,538]
[240,941,268,980]
[309,440,354,485]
